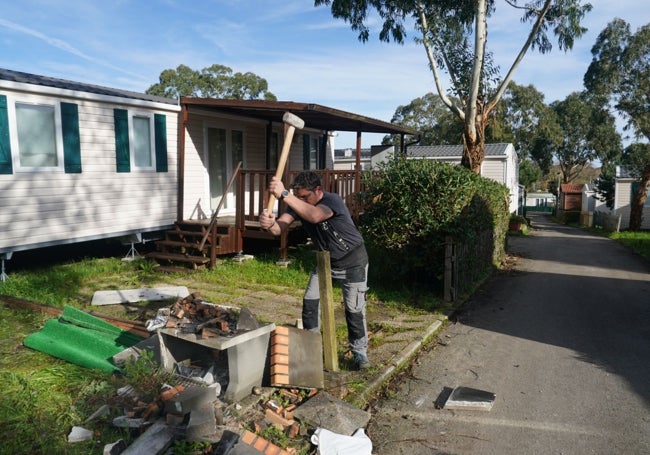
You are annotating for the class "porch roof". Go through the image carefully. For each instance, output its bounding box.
[180,98,420,136]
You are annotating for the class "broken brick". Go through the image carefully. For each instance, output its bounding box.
[264,408,294,429]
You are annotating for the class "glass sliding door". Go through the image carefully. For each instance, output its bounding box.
[207,127,244,213]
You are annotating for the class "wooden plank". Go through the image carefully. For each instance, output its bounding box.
[317,251,338,372]
[0,294,150,338]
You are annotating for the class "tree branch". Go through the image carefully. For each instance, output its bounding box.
[486,0,553,114]
[417,1,464,120]
[467,0,488,141]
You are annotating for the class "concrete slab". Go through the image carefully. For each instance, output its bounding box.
[91,287,190,305]
[293,391,370,436]
[121,419,175,455]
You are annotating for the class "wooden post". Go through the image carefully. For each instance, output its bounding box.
[444,236,454,302]
[316,251,339,371]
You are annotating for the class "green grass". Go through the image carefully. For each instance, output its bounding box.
[608,230,650,261]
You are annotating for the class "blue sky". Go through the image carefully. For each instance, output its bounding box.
[1,0,647,148]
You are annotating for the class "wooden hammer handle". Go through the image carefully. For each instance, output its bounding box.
[266,124,297,214]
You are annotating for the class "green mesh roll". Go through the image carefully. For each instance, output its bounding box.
[24,306,144,373]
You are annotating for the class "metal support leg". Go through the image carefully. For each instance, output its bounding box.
[123,242,141,261]
[0,259,7,282]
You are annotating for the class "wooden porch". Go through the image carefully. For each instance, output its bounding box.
[146,168,362,270]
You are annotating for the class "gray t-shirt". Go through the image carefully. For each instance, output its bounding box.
[287,191,367,269]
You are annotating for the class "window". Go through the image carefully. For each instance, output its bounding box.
[114,109,167,173]
[0,95,81,174]
[12,101,63,171]
[303,134,321,170]
[130,113,154,170]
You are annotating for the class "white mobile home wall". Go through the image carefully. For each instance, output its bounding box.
[0,76,180,255]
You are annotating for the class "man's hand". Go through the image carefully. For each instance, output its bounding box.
[268,176,286,199]
[259,209,276,231]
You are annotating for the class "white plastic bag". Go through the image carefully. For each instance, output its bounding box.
[310,427,372,455]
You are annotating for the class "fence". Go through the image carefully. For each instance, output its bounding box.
[444,230,496,302]
[593,211,622,232]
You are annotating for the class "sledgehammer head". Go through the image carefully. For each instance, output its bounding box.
[282,112,305,130]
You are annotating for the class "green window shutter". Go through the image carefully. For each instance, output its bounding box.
[0,95,12,174]
[154,113,168,172]
[302,134,310,170]
[61,102,82,173]
[114,108,130,172]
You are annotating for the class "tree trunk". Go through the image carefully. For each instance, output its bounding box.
[629,164,650,231]
[461,109,488,174]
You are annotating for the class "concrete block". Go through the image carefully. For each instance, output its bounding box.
[185,403,217,441]
[122,419,175,455]
[293,391,370,436]
[164,385,217,415]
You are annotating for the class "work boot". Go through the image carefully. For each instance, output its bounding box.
[353,352,370,370]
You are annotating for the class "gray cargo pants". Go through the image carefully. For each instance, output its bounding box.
[301,264,369,356]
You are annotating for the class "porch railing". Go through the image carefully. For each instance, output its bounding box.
[235,169,363,227]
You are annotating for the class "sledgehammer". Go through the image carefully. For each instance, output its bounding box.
[266,112,305,214]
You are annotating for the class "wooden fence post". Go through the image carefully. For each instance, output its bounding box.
[317,251,339,371]
[444,236,455,302]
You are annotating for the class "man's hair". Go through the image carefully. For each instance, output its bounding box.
[291,171,322,191]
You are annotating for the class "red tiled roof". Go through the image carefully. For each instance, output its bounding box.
[560,184,583,193]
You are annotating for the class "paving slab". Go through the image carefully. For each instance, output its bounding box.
[91,286,189,305]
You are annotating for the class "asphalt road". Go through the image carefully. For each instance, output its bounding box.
[367,213,650,455]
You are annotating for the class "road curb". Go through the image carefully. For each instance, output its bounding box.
[353,318,446,407]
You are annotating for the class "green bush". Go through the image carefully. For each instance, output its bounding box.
[359,158,509,288]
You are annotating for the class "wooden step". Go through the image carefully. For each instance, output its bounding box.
[177,219,210,226]
[168,229,207,237]
[146,252,210,266]
[156,239,204,249]
[154,265,197,274]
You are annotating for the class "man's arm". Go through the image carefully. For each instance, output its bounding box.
[260,210,294,237]
[283,193,333,224]
[267,176,333,224]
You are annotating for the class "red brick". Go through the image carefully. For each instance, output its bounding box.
[241,430,256,445]
[271,364,289,375]
[253,436,268,451]
[271,374,290,385]
[265,409,295,429]
[274,326,290,335]
[271,343,289,355]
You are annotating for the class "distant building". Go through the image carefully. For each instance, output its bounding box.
[406,143,521,214]
[333,145,395,170]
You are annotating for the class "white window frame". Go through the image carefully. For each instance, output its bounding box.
[7,95,65,173]
[128,110,156,171]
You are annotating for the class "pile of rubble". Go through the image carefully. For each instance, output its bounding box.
[145,292,245,336]
[66,291,374,454]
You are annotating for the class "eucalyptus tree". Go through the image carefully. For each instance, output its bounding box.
[384,92,465,146]
[315,0,592,173]
[585,19,650,230]
[546,92,621,184]
[499,82,558,164]
[146,64,277,100]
